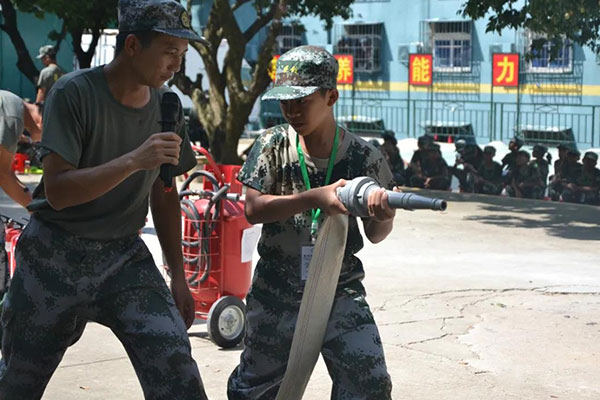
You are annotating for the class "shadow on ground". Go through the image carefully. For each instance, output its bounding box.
[407,189,600,241]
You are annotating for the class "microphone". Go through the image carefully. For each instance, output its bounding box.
[159,92,181,192]
[336,177,447,217]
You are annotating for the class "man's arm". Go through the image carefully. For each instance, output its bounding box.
[35,88,46,104]
[150,177,195,329]
[43,132,181,210]
[244,179,348,225]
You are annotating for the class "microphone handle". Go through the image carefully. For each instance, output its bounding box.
[160,121,179,189]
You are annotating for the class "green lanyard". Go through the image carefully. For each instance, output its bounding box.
[296,125,340,241]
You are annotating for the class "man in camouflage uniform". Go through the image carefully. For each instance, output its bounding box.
[562,151,600,205]
[548,143,571,201]
[450,139,483,192]
[531,144,551,191]
[553,148,583,203]
[406,134,433,183]
[472,145,503,195]
[501,136,524,183]
[35,45,64,104]
[0,1,210,398]
[409,143,451,190]
[505,150,544,199]
[228,45,394,400]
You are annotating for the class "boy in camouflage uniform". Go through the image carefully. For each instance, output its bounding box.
[555,148,584,202]
[562,151,600,205]
[548,143,570,201]
[531,144,551,189]
[505,150,544,199]
[473,145,503,195]
[409,144,451,190]
[0,1,210,399]
[228,46,395,400]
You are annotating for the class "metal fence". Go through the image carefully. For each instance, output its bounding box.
[334,97,599,148]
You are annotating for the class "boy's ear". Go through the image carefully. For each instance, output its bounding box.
[327,89,339,107]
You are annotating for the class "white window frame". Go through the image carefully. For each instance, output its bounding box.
[275,24,304,55]
[430,21,472,73]
[525,31,573,74]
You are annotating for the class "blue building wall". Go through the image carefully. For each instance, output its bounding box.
[0,11,74,99]
[188,0,600,148]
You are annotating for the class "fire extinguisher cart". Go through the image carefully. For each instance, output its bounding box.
[178,146,253,348]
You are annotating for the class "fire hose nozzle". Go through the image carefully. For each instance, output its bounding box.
[336,177,447,218]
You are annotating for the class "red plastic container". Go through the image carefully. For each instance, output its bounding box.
[12,154,27,174]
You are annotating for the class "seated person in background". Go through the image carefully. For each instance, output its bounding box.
[531,144,551,189]
[501,136,524,181]
[405,134,433,183]
[380,131,405,186]
[409,143,451,190]
[450,138,483,192]
[473,145,503,195]
[562,151,600,205]
[548,144,574,201]
[505,150,544,199]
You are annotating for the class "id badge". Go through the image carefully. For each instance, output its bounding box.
[300,244,315,281]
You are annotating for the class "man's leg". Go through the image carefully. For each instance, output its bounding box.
[0,218,87,399]
[227,290,296,400]
[94,239,207,400]
[321,290,392,400]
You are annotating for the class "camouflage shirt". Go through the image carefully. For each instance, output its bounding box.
[532,158,550,185]
[477,161,502,184]
[577,167,600,188]
[511,163,542,186]
[560,162,583,184]
[238,124,394,303]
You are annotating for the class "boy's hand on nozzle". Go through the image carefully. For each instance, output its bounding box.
[313,179,349,216]
[367,188,396,222]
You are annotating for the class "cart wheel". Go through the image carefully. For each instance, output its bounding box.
[207,296,246,348]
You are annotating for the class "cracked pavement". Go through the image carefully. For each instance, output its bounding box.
[2,179,599,399]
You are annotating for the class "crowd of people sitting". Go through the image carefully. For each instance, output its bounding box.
[375,133,600,206]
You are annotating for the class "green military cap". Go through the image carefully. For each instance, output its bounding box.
[118,0,208,45]
[583,151,598,161]
[37,45,57,59]
[533,144,548,154]
[418,134,434,147]
[483,145,496,155]
[567,148,581,156]
[262,45,338,101]
[557,143,569,150]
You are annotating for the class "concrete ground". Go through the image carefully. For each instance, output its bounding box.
[2,174,600,399]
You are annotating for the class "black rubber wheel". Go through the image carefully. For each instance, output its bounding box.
[207,296,246,348]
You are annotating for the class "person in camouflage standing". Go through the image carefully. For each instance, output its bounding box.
[0,1,210,399]
[505,150,544,199]
[35,45,64,104]
[228,45,395,400]
[562,151,600,205]
[472,145,503,195]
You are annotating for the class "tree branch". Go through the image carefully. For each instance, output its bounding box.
[243,2,279,42]
[0,0,39,84]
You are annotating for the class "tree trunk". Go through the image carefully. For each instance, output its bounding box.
[0,0,39,84]
[71,27,102,69]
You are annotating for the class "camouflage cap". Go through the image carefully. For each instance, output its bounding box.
[509,136,524,148]
[118,0,208,45]
[583,151,598,161]
[532,144,548,154]
[262,45,338,101]
[37,45,57,59]
[567,147,581,156]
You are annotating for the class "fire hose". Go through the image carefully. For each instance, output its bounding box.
[276,177,446,400]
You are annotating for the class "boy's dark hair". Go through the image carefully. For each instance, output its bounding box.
[115,31,161,56]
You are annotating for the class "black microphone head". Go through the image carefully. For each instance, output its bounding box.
[161,92,180,124]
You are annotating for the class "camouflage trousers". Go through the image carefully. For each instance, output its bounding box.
[506,185,545,199]
[227,287,392,400]
[562,188,600,205]
[0,217,207,400]
[474,181,502,196]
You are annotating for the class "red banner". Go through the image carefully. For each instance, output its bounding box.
[492,53,520,87]
[334,54,354,84]
[409,54,433,86]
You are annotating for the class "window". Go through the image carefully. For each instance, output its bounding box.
[526,32,572,73]
[275,23,304,55]
[429,21,472,72]
[334,23,383,73]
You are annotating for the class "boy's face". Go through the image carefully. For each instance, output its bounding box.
[483,152,494,162]
[516,154,528,166]
[279,89,338,136]
[558,148,568,158]
[583,158,597,169]
[130,33,188,88]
